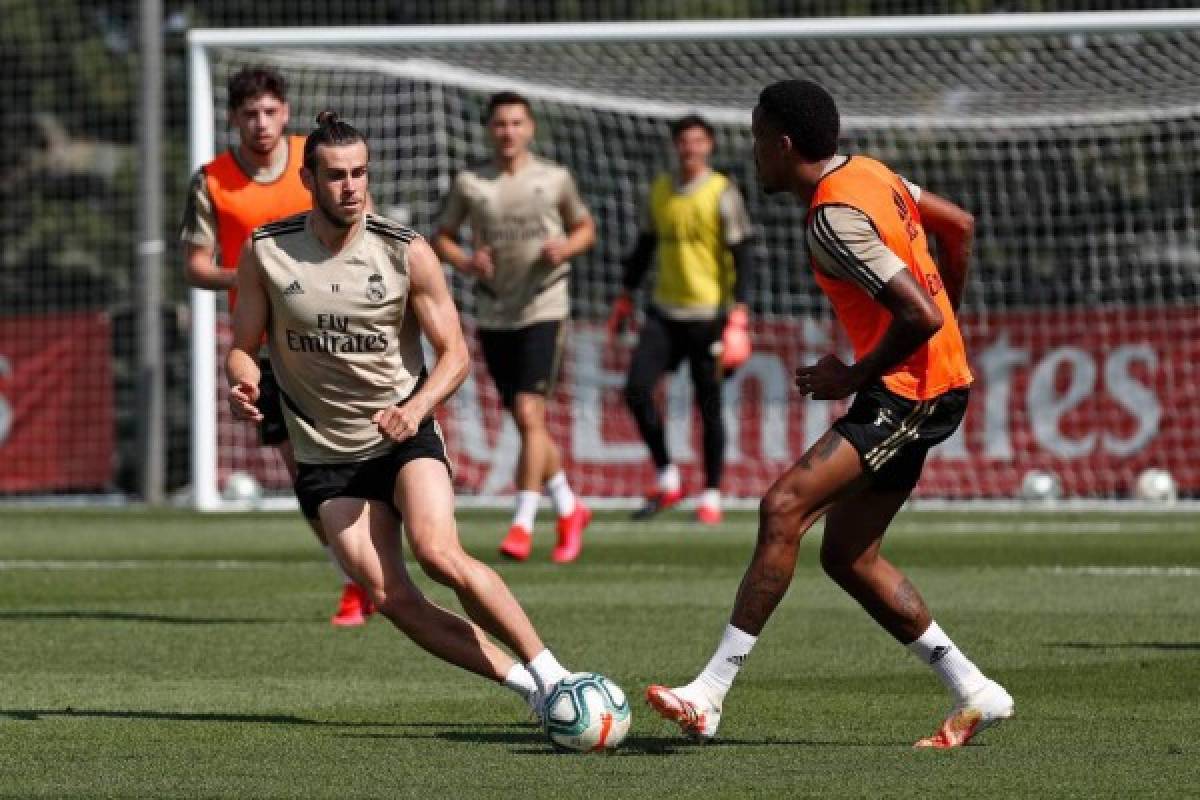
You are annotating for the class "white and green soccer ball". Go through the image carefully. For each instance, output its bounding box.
[542,672,631,752]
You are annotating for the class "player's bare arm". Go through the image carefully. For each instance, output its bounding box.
[917,189,974,311]
[225,241,269,423]
[372,237,470,443]
[431,227,494,280]
[542,212,596,267]
[794,270,942,400]
[184,242,238,291]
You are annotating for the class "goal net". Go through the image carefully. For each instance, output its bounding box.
[188,13,1200,509]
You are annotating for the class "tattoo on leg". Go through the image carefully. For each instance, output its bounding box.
[814,430,841,461]
[893,577,927,621]
[738,565,793,628]
[796,430,842,471]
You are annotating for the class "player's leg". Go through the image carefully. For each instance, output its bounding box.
[260,356,369,625]
[394,456,571,694]
[479,329,539,559]
[820,484,930,638]
[509,321,589,563]
[821,470,1012,748]
[321,496,528,686]
[646,429,865,740]
[685,316,727,524]
[624,307,687,519]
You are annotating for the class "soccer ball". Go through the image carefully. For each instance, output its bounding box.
[222,470,262,508]
[542,672,631,752]
[1020,470,1062,503]
[1134,468,1177,505]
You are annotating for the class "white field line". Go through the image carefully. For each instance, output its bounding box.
[1030,566,1200,577]
[1,559,1196,577]
[0,560,325,571]
[584,520,1200,536]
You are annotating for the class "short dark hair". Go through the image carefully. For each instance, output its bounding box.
[669,114,714,140]
[227,65,287,111]
[304,111,368,169]
[485,91,534,122]
[757,80,839,161]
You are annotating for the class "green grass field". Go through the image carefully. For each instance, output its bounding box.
[1,508,1197,799]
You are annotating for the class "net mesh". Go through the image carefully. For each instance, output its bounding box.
[200,26,1198,501]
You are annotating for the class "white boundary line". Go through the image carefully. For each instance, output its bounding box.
[3,560,1196,574]
[0,560,325,571]
[1030,566,1200,577]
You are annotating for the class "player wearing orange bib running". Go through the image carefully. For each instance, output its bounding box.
[646,80,1013,749]
[180,66,374,627]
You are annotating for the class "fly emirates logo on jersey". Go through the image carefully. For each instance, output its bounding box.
[285,314,388,354]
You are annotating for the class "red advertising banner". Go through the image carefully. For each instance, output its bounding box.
[222,306,1198,499]
[434,307,1198,499]
[0,312,115,491]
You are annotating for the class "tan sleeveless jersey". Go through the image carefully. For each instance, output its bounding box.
[247,212,426,464]
[439,155,590,329]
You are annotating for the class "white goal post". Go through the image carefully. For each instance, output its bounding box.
[188,11,1200,511]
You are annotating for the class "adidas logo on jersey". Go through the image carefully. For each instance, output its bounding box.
[283,281,304,296]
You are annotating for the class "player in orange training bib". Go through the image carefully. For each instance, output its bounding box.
[646,80,1013,750]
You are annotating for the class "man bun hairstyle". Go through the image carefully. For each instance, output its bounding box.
[304,110,368,169]
[669,113,715,141]
[227,65,288,111]
[485,90,534,122]
[757,80,840,161]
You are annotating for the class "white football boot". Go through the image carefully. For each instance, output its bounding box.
[645,683,722,742]
[914,679,1014,749]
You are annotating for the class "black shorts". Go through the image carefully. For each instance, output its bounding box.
[477,320,565,409]
[629,304,726,385]
[833,382,969,493]
[258,357,289,447]
[293,417,451,521]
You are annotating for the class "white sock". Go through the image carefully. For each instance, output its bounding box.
[512,490,540,532]
[503,662,539,700]
[658,463,681,493]
[526,649,570,695]
[323,546,353,585]
[692,624,757,704]
[907,620,988,700]
[545,471,576,517]
[699,488,721,510]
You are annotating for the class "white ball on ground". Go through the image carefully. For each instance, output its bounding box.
[1134,468,1177,505]
[543,672,631,753]
[222,470,262,508]
[1020,470,1062,503]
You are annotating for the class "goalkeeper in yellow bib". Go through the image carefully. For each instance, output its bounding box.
[609,115,755,525]
[434,91,596,563]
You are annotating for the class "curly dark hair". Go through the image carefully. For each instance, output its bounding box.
[227,65,287,111]
[757,80,839,161]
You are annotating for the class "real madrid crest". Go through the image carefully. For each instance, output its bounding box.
[366,273,385,302]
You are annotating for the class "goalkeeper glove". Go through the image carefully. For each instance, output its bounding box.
[607,292,636,341]
[718,306,752,371]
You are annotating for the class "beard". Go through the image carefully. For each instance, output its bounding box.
[315,192,358,229]
[754,162,785,195]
